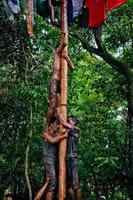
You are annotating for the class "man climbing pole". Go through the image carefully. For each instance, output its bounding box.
[57,112,82,200]
[43,116,68,200]
[45,43,65,131]
[45,43,74,132]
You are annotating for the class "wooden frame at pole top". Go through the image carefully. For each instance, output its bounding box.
[59,0,68,199]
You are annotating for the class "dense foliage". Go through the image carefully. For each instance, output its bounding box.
[0,0,133,199]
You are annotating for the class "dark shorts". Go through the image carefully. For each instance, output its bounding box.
[43,156,57,192]
[67,158,80,190]
[48,79,60,100]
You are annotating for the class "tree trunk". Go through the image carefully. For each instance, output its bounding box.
[127,71,133,200]
[58,0,68,199]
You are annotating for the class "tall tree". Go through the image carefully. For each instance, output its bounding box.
[70,1,133,198]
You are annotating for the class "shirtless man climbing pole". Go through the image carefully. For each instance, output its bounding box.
[45,43,74,131]
[43,116,68,200]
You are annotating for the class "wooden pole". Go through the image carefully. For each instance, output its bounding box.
[59,0,68,199]
[26,0,34,37]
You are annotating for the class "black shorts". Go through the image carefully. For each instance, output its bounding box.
[48,79,60,100]
[67,158,80,190]
[43,156,57,192]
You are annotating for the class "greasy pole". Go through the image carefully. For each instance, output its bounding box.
[26,0,33,37]
[59,0,68,199]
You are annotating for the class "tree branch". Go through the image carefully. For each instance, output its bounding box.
[70,29,99,55]
[71,29,130,80]
[25,105,33,200]
[93,32,129,78]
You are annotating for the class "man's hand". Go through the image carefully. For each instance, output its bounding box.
[42,131,48,140]
[62,130,68,138]
[46,173,53,183]
[64,132,68,138]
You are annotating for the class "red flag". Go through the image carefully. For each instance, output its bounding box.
[107,0,127,10]
[85,0,106,28]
